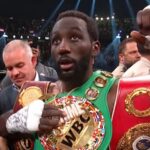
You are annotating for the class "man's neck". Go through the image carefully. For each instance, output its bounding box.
[60,73,93,92]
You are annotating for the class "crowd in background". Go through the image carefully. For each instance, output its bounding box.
[0,15,137,76]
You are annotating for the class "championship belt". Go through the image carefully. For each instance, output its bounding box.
[39,95,105,150]
[13,81,52,150]
[110,76,150,150]
[13,70,116,150]
[33,70,116,150]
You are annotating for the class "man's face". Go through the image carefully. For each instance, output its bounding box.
[3,47,37,87]
[51,17,94,81]
[122,42,141,69]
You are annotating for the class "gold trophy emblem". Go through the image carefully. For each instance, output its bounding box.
[19,86,43,106]
[39,96,105,150]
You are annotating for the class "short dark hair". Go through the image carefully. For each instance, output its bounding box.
[118,38,137,54]
[55,10,99,41]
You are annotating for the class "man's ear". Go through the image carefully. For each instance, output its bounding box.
[32,55,38,67]
[119,53,124,63]
[92,41,100,57]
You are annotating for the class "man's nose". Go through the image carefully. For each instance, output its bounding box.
[58,39,71,54]
[11,68,19,76]
[137,52,141,58]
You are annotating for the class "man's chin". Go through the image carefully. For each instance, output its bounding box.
[14,81,24,88]
[58,70,75,81]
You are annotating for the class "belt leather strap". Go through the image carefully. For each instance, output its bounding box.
[110,77,150,150]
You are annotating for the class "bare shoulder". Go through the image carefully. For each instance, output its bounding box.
[107,79,119,115]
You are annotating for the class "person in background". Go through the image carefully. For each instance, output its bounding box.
[122,5,150,77]
[0,28,6,83]
[28,35,58,80]
[32,47,58,80]
[0,39,57,114]
[0,28,6,71]
[112,37,141,78]
[0,39,58,90]
[0,39,57,149]
[0,10,149,150]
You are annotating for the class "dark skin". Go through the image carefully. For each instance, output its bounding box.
[0,136,8,150]
[50,17,117,115]
[39,104,65,132]
[51,17,99,91]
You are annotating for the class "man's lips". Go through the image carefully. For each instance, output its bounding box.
[14,78,24,83]
[58,57,74,71]
[60,63,74,70]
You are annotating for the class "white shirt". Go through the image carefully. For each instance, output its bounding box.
[122,57,150,78]
[112,63,125,78]
[34,71,40,81]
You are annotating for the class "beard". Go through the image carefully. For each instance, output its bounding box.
[53,53,91,82]
[125,61,137,70]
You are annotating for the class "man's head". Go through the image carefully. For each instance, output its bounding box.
[50,10,100,82]
[2,40,37,87]
[118,38,141,70]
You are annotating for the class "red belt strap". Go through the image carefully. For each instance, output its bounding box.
[110,76,150,150]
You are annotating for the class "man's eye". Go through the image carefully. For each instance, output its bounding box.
[7,67,12,71]
[71,36,80,41]
[52,38,60,45]
[17,64,24,68]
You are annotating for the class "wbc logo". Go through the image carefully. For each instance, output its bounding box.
[39,96,105,150]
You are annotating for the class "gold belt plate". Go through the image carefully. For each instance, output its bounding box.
[39,96,105,150]
[117,123,150,150]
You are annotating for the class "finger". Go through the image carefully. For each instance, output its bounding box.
[38,124,54,133]
[43,104,58,110]
[39,117,60,131]
[42,109,65,118]
[40,116,60,126]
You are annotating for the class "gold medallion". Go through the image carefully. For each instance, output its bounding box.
[39,96,105,150]
[125,88,150,117]
[85,87,99,101]
[117,123,150,150]
[101,71,113,78]
[19,86,43,106]
[94,76,107,88]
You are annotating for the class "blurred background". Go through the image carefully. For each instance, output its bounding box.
[0,0,149,77]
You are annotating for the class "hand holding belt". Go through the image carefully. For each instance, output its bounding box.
[7,99,65,133]
[11,80,65,133]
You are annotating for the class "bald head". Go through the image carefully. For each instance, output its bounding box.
[2,39,37,88]
[3,40,33,59]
